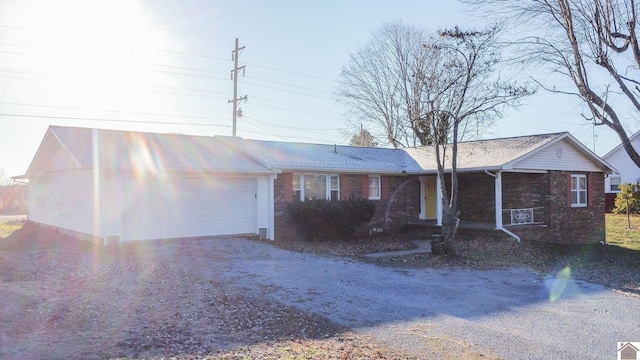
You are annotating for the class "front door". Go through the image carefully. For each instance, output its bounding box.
[420,177,437,219]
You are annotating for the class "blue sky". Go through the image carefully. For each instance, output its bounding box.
[0,0,631,178]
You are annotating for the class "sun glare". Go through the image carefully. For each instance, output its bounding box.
[26,0,163,108]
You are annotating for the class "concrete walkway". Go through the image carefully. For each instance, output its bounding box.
[362,239,431,258]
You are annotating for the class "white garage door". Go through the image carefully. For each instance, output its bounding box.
[124,177,256,241]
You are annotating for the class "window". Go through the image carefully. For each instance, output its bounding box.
[329,175,340,201]
[292,174,340,201]
[610,177,622,192]
[368,175,381,200]
[292,175,301,201]
[571,174,587,207]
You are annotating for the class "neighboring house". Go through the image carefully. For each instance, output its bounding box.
[20,126,614,245]
[602,130,640,211]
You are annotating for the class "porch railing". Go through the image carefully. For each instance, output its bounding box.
[502,207,545,226]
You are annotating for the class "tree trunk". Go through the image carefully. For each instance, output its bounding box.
[440,205,459,257]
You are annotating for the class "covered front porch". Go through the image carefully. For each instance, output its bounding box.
[417,171,550,242]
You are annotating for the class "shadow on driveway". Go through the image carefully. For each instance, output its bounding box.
[211,239,639,359]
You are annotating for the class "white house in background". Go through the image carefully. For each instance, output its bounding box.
[602,130,640,210]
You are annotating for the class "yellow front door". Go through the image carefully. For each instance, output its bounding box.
[424,177,436,219]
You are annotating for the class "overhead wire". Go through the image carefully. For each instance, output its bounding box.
[0,113,231,128]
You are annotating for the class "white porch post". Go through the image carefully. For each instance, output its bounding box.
[495,171,502,229]
[268,173,276,240]
[436,175,443,226]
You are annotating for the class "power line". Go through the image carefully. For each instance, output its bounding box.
[0,101,229,120]
[0,113,230,127]
[242,115,345,132]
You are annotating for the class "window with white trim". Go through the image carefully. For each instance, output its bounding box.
[368,175,381,200]
[292,174,340,201]
[609,176,622,192]
[571,174,587,207]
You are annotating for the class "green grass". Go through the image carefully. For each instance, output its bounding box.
[0,220,24,239]
[606,213,640,250]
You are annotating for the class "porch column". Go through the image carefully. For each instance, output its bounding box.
[436,175,443,226]
[495,171,502,229]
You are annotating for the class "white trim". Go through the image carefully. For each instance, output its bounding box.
[436,175,443,226]
[268,173,276,240]
[368,175,381,200]
[292,173,340,201]
[570,174,588,207]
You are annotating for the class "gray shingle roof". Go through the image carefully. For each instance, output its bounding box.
[47,126,273,173]
[403,133,567,171]
[216,136,423,173]
[28,126,609,178]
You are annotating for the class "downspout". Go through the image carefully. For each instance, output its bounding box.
[485,170,520,242]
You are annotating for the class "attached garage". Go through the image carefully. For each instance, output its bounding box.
[23,126,277,244]
[123,177,259,241]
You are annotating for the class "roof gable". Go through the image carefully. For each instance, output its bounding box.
[403,132,613,173]
[25,127,81,176]
[603,129,640,160]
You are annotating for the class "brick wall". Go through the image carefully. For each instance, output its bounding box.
[452,171,604,244]
[273,170,606,244]
[367,175,420,232]
[456,173,495,223]
[273,173,420,241]
[546,171,605,244]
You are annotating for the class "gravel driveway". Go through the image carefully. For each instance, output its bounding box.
[212,239,639,359]
[2,233,639,359]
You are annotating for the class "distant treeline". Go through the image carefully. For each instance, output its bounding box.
[0,185,27,215]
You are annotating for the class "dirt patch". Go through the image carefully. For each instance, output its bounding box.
[358,233,640,295]
[0,223,441,360]
[266,231,419,257]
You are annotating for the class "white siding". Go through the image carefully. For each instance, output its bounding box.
[29,170,97,236]
[513,139,602,172]
[101,172,124,238]
[603,137,640,192]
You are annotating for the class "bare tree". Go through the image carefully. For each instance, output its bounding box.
[337,22,434,148]
[466,0,640,167]
[420,27,532,256]
[349,127,379,147]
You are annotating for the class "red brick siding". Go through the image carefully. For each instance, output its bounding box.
[456,173,495,223]
[367,176,420,232]
[274,172,298,241]
[273,173,420,240]
[453,171,604,244]
[547,171,605,244]
[341,174,365,200]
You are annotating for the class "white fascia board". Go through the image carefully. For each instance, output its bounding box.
[602,129,640,159]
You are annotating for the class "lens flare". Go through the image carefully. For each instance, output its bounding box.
[548,266,572,302]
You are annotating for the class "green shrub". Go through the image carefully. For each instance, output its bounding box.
[287,199,377,241]
[613,182,640,214]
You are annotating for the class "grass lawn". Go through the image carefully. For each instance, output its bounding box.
[606,213,640,250]
[0,219,25,238]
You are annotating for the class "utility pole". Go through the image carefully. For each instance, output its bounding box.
[228,38,246,137]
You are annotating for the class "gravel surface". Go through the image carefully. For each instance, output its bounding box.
[221,239,640,359]
[2,223,639,359]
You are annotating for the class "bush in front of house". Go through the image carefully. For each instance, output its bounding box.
[287,199,377,241]
[613,182,640,214]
